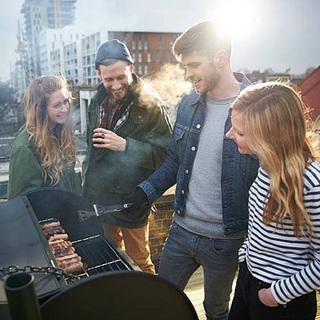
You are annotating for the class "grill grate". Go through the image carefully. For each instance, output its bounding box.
[72,235,133,277]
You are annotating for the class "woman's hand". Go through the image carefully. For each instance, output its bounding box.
[258,288,279,307]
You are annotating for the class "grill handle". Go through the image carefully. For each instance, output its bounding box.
[4,273,42,320]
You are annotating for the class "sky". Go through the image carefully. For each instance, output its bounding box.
[1,0,319,82]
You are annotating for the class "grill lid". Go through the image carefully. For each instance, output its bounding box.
[24,187,103,240]
[40,271,199,320]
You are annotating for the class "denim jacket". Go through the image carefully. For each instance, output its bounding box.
[139,73,259,235]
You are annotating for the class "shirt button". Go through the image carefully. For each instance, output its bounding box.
[191,146,196,151]
[185,169,189,174]
[181,190,185,194]
[196,124,201,129]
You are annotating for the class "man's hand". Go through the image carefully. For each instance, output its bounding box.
[121,188,148,215]
[93,128,126,151]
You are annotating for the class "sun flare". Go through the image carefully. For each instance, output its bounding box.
[213,0,261,41]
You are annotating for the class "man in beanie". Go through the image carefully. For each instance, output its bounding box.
[82,39,172,274]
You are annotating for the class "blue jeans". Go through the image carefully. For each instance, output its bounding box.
[228,261,317,320]
[158,222,244,320]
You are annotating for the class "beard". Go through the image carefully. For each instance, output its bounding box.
[205,63,220,92]
[190,63,220,95]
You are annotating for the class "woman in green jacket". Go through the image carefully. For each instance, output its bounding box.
[7,75,81,199]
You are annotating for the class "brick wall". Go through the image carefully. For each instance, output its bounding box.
[149,189,175,262]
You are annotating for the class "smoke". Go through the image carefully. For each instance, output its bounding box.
[145,63,192,123]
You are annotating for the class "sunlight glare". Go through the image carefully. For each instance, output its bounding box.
[214,0,260,41]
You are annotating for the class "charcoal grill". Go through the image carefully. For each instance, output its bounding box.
[0,187,140,319]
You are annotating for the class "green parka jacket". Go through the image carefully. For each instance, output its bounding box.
[8,127,82,200]
[82,74,172,228]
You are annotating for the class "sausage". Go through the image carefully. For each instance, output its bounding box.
[48,233,69,241]
[55,253,80,262]
[64,261,84,273]
[40,219,84,274]
[57,256,82,269]
[51,246,75,257]
[49,239,72,247]
[40,221,60,229]
[43,225,66,237]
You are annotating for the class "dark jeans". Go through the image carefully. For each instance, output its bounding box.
[228,261,317,320]
[158,222,243,320]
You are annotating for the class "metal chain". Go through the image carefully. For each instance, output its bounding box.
[0,265,80,281]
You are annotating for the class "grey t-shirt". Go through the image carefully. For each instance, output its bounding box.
[174,95,235,238]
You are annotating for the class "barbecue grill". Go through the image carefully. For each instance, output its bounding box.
[0,187,140,319]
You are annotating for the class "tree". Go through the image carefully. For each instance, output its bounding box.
[0,82,15,107]
[306,67,316,76]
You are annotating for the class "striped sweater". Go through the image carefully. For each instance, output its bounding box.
[239,162,320,305]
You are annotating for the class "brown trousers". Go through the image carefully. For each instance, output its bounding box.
[103,223,155,274]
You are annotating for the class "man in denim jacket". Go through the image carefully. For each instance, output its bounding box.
[124,21,259,320]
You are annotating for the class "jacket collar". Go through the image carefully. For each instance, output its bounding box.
[190,72,251,107]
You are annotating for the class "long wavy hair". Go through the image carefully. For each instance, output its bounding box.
[23,75,77,185]
[231,82,316,237]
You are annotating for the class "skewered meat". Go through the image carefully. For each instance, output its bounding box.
[41,220,60,229]
[63,261,84,273]
[43,225,66,238]
[47,233,69,241]
[55,253,80,262]
[40,220,84,274]
[50,246,75,257]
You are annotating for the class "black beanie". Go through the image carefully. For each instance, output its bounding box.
[95,39,134,70]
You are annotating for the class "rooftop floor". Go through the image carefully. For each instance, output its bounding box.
[185,267,320,320]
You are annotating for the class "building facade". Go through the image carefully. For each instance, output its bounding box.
[81,30,108,87]
[26,29,180,88]
[108,31,179,78]
[20,0,77,79]
[297,66,320,120]
[16,1,180,90]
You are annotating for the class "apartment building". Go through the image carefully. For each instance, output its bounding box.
[17,1,181,89]
[38,27,85,79]
[20,0,77,78]
[34,29,180,87]
[81,30,108,87]
[108,31,179,78]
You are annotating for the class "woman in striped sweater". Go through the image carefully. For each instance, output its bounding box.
[226,82,320,320]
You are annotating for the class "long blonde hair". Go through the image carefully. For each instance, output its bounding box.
[232,82,315,237]
[23,75,77,185]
